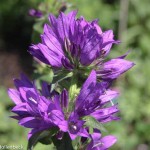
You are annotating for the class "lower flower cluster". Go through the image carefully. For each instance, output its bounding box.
[8,71,119,149]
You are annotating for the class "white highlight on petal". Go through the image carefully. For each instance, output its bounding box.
[29,97,37,104]
[72,125,77,130]
[48,112,51,116]
[110,100,114,106]
[93,142,104,148]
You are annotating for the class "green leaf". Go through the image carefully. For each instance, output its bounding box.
[27,131,43,150]
[83,116,107,133]
[38,131,52,145]
[33,21,43,34]
[72,137,81,149]
[52,71,73,84]
[69,77,79,101]
[38,69,54,82]
[27,128,57,150]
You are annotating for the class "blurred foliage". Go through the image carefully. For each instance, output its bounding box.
[0,0,150,150]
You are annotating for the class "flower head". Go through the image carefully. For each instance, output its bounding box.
[8,74,64,139]
[8,71,119,143]
[29,10,134,81]
[49,70,119,140]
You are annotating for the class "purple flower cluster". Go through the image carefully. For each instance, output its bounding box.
[9,71,118,149]
[29,10,134,81]
[8,10,134,149]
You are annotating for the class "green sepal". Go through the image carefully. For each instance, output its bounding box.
[83,116,107,133]
[27,128,58,150]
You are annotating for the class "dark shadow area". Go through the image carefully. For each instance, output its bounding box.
[0,0,34,87]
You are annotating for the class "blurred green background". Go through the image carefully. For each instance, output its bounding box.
[0,0,150,149]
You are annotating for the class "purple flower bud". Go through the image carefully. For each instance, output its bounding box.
[29,9,43,18]
[61,89,69,108]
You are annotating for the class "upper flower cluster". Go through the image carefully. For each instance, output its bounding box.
[29,10,134,81]
[8,71,118,149]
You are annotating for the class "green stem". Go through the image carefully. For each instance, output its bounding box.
[68,73,79,112]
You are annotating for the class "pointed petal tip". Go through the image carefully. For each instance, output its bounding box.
[10,115,20,120]
[127,61,135,69]
[116,40,121,44]
[43,23,49,29]
[132,62,136,66]
[101,58,135,80]
[90,69,97,76]
[101,135,117,148]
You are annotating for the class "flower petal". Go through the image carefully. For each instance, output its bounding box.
[99,58,135,80]
[80,33,102,65]
[8,89,21,104]
[29,44,50,65]
[41,81,51,97]
[11,103,29,116]
[49,110,64,122]
[19,117,42,128]
[36,43,63,67]
[41,30,64,56]
[61,57,74,70]
[102,30,116,56]
[61,89,69,109]
[100,89,119,104]
[91,105,119,120]
[76,70,96,109]
[100,135,117,149]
